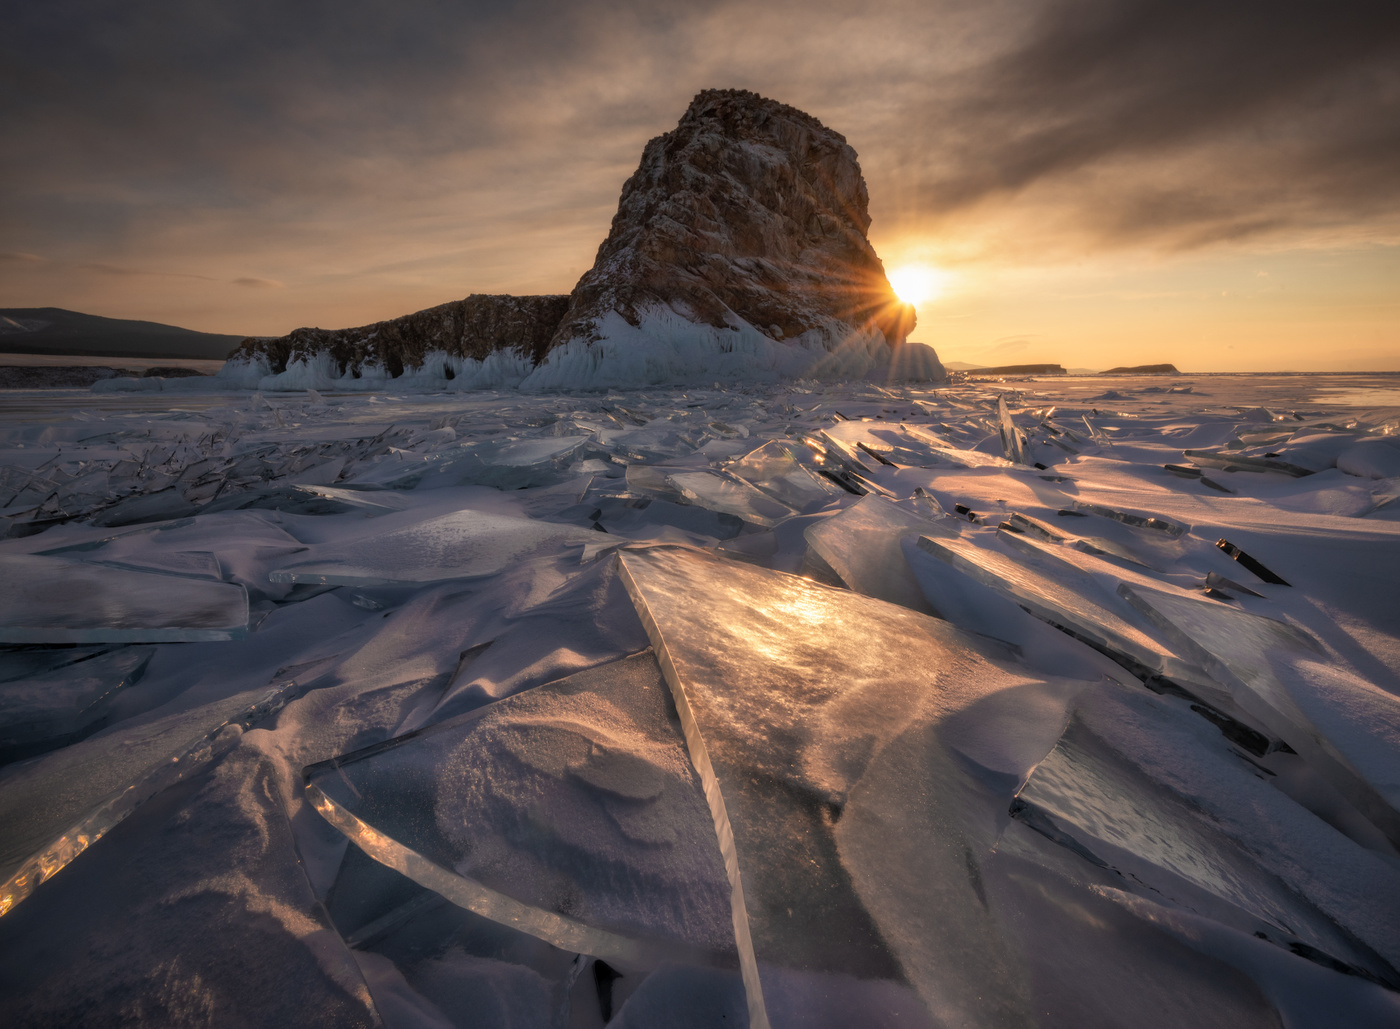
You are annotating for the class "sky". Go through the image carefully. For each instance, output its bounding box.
[3,0,1399,372]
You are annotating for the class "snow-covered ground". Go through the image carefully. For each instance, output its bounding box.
[0,372,1398,1027]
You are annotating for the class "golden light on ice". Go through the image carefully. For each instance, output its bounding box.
[888,264,948,306]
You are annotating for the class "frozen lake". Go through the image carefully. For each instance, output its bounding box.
[0,371,1397,1027]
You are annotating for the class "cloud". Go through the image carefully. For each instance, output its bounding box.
[2,0,1397,332]
[0,251,46,264]
[888,0,1400,254]
[233,277,283,289]
[79,262,215,281]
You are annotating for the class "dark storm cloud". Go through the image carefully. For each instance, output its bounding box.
[903,0,1400,249]
[3,0,1398,315]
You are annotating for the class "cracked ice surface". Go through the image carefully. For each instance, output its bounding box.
[0,373,1398,1027]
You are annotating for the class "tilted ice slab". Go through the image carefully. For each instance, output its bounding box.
[824,419,1014,470]
[724,439,840,511]
[268,508,615,586]
[0,554,249,643]
[910,530,1212,689]
[618,546,1101,1029]
[1013,681,1400,982]
[0,646,152,756]
[803,494,954,613]
[1120,583,1400,848]
[303,652,734,968]
[665,470,796,528]
[0,679,298,917]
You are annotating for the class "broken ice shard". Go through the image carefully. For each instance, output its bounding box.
[997,396,1029,464]
[1071,501,1187,538]
[1013,699,1394,982]
[618,546,1093,1029]
[911,531,1209,688]
[268,508,613,586]
[664,470,795,528]
[819,421,1002,470]
[303,653,734,968]
[0,678,298,917]
[724,440,839,511]
[802,494,952,613]
[1216,538,1290,585]
[0,646,152,758]
[1118,582,1400,848]
[1204,571,1264,598]
[1183,449,1314,478]
[0,554,249,643]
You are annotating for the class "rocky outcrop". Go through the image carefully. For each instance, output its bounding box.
[548,88,915,355]
[230,294,568,380]
[1100,364,1180,376]
[968,364,1067,377]
[225,89,940,389]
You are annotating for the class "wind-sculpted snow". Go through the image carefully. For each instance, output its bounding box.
[0,373,1399,1026]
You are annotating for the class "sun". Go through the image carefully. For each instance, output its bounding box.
[888,264,948,306]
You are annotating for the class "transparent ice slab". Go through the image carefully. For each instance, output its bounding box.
[618,546,1092,1029]
[997,396,1029,464]
[268,509,614,586]
[802,494,954,613]
[665,471,795,528]
[822,421,1013,470]
[0,645,152,756]
[0,554,249,643]
[303,652,735,969]
[1119,583,1400,847]
[0,678,298,916]
[724,440,840,511]
[912,532,1208,687]
[1012,707,1393,982]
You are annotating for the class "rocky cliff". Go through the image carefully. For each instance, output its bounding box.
[547,88,915,355]
[228,294,568,385]
[225,89,941,390]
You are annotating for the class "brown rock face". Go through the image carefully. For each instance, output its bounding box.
[231,294,568,378]
[551,88,914,351]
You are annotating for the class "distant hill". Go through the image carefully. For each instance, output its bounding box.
[0,308,246,361]
[965,363,1066,376]
[1100,363,1179,375]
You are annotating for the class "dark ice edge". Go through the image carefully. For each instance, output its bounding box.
[1215,539,1291,586]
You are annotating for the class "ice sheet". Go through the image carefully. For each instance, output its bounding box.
[0,553,249,643]
[269,508,613,585]
[3,373,1399,1024]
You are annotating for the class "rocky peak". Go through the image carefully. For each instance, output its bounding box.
[223,89,939,390]
[550,88,915,353]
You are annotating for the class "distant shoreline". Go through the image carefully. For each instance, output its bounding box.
[0,352,226,374]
